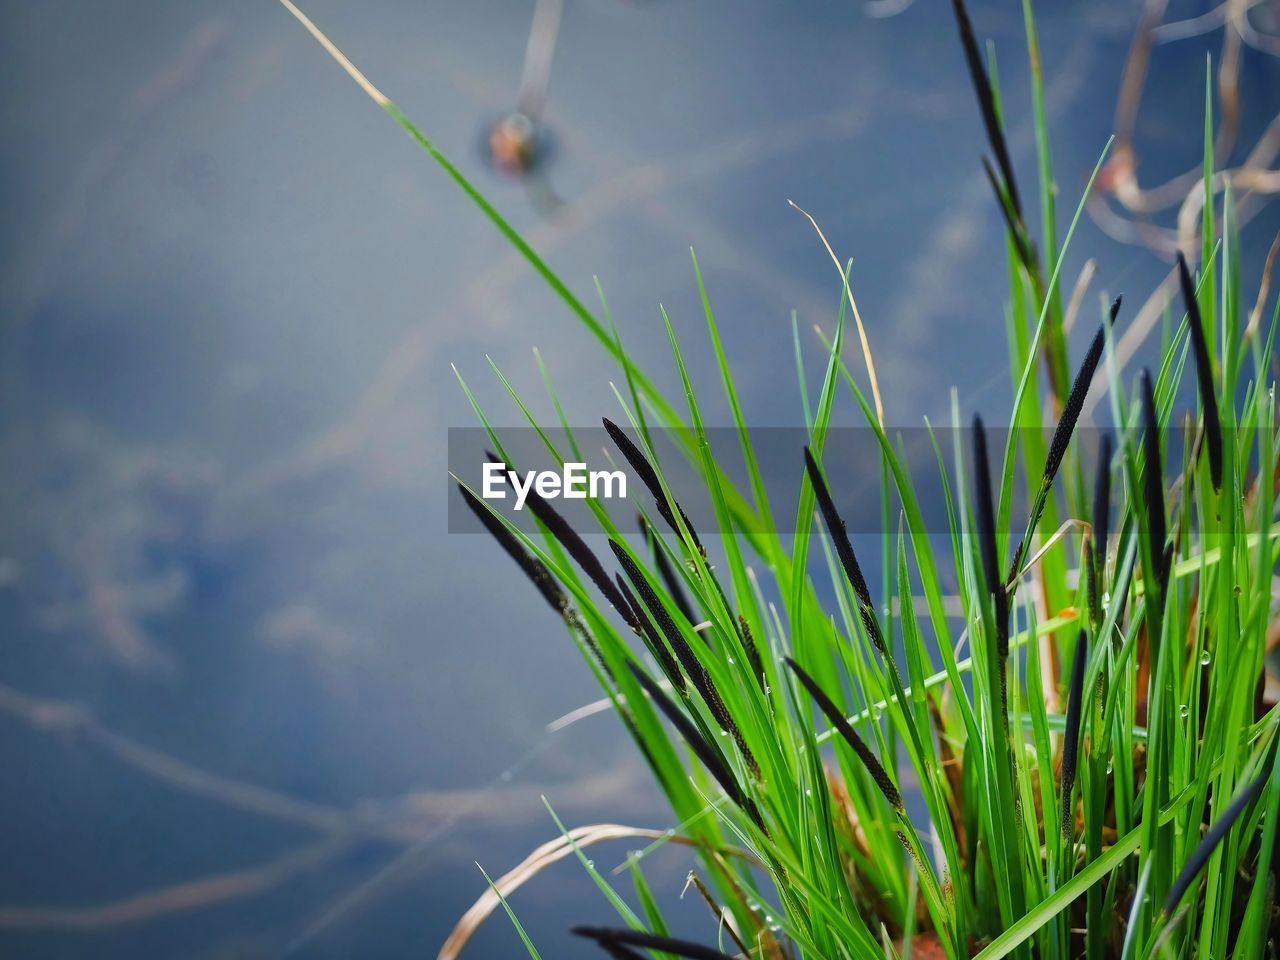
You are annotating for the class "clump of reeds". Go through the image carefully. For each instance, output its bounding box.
[280,0,1280,955]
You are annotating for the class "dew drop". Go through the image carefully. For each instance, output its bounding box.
[1200,651,1211,666]
[1179,704,1190,719]
[727,657,735,665]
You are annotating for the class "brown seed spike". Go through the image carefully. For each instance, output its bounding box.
[1177,252,1223,490]
[785,657,904,811]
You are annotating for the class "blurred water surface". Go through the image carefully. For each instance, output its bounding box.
[2,1,1278,957]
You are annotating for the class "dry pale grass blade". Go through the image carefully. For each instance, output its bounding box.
[438,825,695,960]
[277,0,390,107]
[1012,518,1092,585]
[1062,259,1098,334]
[1246,230,1280,342]
[787,199,886,426]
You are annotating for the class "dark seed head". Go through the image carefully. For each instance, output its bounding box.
[1016,298,1120,589]
[485,453,637,630]
[1177,252,1223,490]
[639,513,697,624]
[612,541,758,779]
[626,662,765,833]
[972,415,1008,659]
[616,574,684,694]
[1138,371,1169,595]
[803,446,886,656]
[572,926,737,960]
[1163,766,1271,916]
[457,483,567,615]
[951,0,1022,221]
[602,418,705,556]
[785,657,904,811]
[1060,630,1088,837]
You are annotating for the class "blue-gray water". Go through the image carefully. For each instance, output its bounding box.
[2,1,1278,957]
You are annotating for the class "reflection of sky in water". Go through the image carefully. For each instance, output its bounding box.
[1,0,1277,956]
